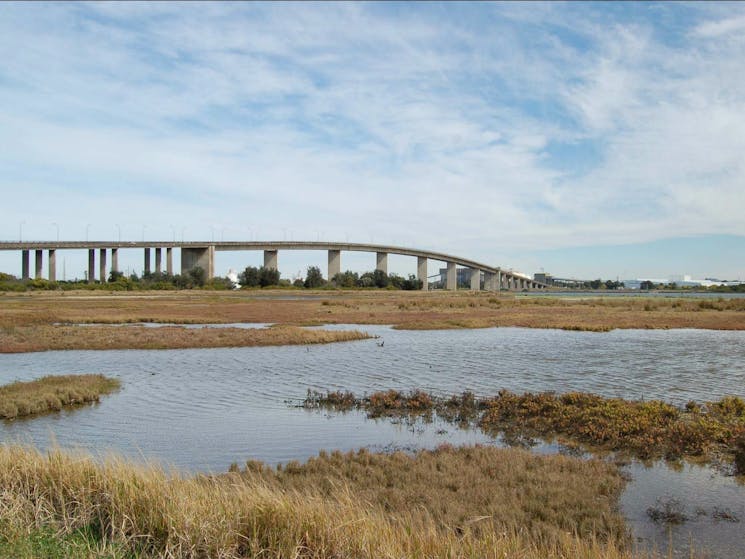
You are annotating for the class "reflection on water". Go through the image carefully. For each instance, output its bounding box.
[1,325,745,557]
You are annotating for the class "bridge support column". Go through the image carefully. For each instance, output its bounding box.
[111,248,119,274]
[484,271,496,292]
[181,246,215,278]
[144,248,151,275]
[88,249,95,283]
[34,250,44,279]
[166,248,173,275]
[155,248,162,274]
[376,252,388,275]
[417,256,428,291]
[470,268,480,291]
[21,250,30,280]
[328,250,340,281]
[48,250,56,282]
[99,249,107,283]
[264,250,278,270]
[446,262,457,291]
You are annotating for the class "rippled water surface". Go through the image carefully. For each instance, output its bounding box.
[2,325,744,557]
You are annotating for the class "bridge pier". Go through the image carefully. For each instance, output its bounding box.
[99,249,107,283]
[88,249,95,283]
[49,250,56,281]
[376,252,388,275]
[264,250,278,270]
[446,262,457,290]
[181,246,215,277]
[166,248,173,275]
[328,250,340,281]
[34,250,42,279]
[417,256,427,291]
[21,250,29,280]
[484,271,496,292]
[111,248,119,274]
[470,268,480,291]
[144,248,151,275]
[155,248,162,274]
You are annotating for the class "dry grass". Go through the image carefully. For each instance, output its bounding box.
[2,290,743,336]
[0,325,370,353]
[236,445,628,546]
[0,444,641,559]
[0,374,120,419]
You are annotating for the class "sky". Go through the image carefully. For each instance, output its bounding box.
[1,2,744,281]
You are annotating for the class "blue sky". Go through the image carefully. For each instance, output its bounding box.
[1,2,744,281]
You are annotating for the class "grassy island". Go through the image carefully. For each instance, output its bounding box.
[0,444,636,559]
[0,374,120,419]
[306,389,745,470]
[0,324,370,353]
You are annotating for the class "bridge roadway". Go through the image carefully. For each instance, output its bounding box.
[0,241,547,291]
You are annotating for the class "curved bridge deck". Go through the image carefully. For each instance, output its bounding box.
[0,241,547,291]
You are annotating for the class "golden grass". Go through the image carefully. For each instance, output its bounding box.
[0,374,120,419]
[0,325,370,354]
[2,290,743,336]
[0,444,642,559]
[236,445,628,546]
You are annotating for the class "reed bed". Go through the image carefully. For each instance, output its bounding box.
[0,444,639,559]
[306,389,745,467]
[0,374,120,419]
[0,325,369,353]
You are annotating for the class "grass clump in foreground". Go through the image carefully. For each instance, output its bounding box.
[306,389,745,469]
[0,444,636,559]
[0,374,120,419]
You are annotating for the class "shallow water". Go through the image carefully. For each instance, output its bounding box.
[1,325,744,557]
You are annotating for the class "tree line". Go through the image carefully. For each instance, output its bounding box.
[239,265,423,290]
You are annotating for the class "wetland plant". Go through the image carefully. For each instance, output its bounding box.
[0,374,120,419]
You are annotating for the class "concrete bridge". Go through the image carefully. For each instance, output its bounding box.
[0,241,548,291]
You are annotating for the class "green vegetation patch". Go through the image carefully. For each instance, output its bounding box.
[306,389,745,468]
[0,374,120,419]
[0,523,132,559]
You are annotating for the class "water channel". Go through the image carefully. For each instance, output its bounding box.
[1,325,744,557]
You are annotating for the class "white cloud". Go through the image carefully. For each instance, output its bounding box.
[1,3,745,276]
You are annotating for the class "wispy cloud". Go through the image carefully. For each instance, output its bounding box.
[1,2,744,276]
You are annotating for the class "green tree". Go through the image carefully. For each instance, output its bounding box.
[332,270,359,288]
[258,266,280,287]
[188,267,206,287]
[372,269,389,288]
[239,266,260,287]
[304,266,325,288]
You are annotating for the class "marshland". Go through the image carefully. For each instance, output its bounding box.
[2,291,745,558]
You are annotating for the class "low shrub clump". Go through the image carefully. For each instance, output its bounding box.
[0,374,120,419]
[478,391,745,460]
[307,389,745,465]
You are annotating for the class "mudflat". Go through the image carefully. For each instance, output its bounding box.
[0,290,743,352]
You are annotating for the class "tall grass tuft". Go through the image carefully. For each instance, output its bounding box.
[0,374,120,419]
[0,444,643,559]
